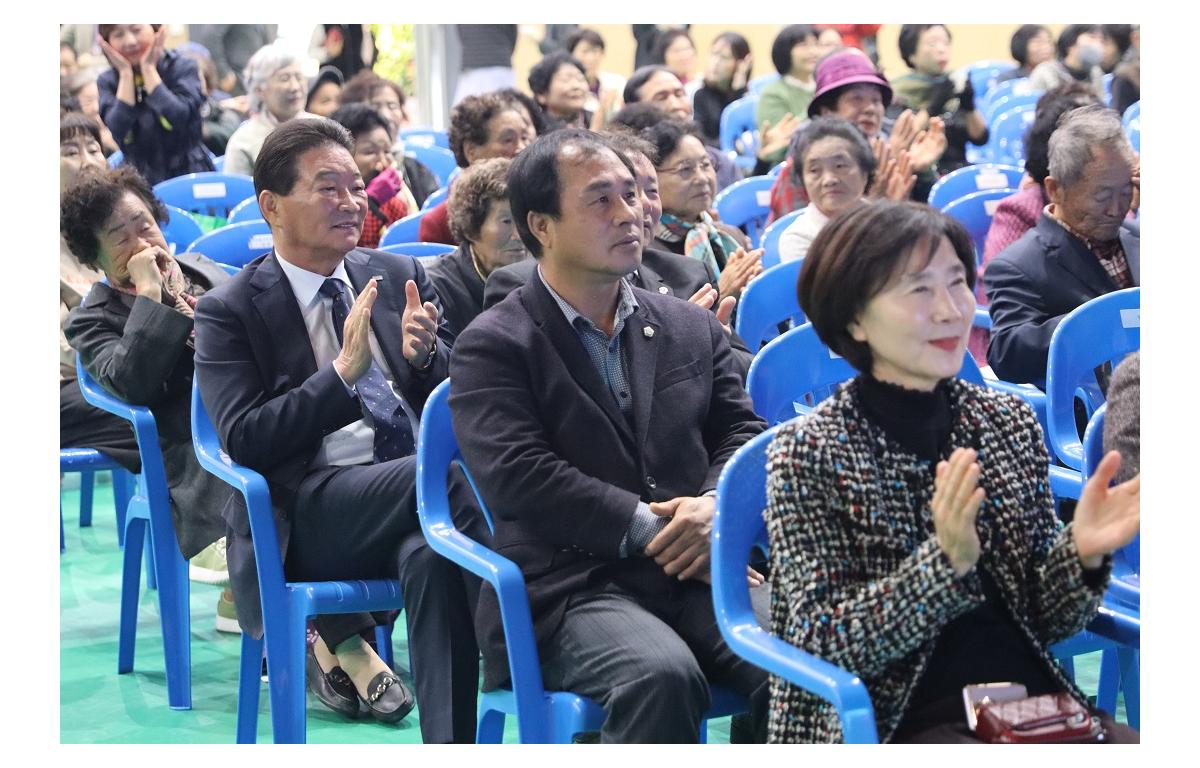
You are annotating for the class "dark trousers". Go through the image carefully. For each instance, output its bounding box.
[539,580,771,743]
[60,377,141,472]
[286,457,489,744]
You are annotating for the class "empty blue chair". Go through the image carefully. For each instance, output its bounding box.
[226,195,263,224]
[153,172,256,220]
[422,186,449,211]
[379,242,456,258]
[406,144,458,187]
[1045,287,1140,472]
[107,149,125,168]
[161,205,205,255]
[759,208,803,270]
[714,175,774,249]
[400,127,450,150]
[927,163,1024,209]
[734,258,805,352]
[747,73,780,94]
[185,220,274,268]
[718,95,760,171]
[60,448,134,548]
[378,211,428,247]
[940,188,1019,262]
[988,105,1037,165]
[712,426,880,743]
[415,380,746,743]
[190,383,403,743]
[76,358,191,710]
[983,89,1043,126]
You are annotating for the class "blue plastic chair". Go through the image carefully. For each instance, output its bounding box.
[415,380,746,743]
[211,155,225,172]
[981,78,1035,118]
[1122,101,1140,132]
[940,188,1019,263]
[718,95,761,172]
[421,186,449,211]
[189,383,403,743]
[714,175,774,249]
[747,73,780,94]
[379,242,455,258]
[759,208,803,270]
[712,425,880,742]
[405,145,458,188]
[185,220,274,268]
[378,211,428,247]
[927,163,1024,210]
[967,60,1015,106]
[767,161,784,177]
[987,105,1036,165]
[983,89,1043,126]
[734,258,805,352]
[153,172,257,220]
[226,195,263,224]
[76,358,192,710]
[400,127,451,150]
[162,205,205,255]
[1126,120,1140,154]
[107,149,124,168]
[60,448,134,548]
[1102,73,1114,106]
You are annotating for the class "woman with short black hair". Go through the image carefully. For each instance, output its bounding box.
[528,51,593,130]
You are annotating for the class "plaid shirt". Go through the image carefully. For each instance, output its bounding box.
[1044,205,1134,289]
[359,196,410,250]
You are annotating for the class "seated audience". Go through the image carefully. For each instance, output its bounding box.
[692,32,752,147]
[449,127,770,743]
[97,24,214,185]
[889,25,988,172]
[419,92,534,245]
[61,165,234,629]
[306,65,343,118]
[777,116,914,263]
[64,68,121,155]
[1110,25,1140,116]
[193,118,489,740]
[61,40,79,77]
[425,157,527,343]
[496,87,549,136]
[329,103,417,249]
[996,25,1055,83]
[643,119,760,300]
[766,198,1139,743]
[177,44,246,157]
[650,29,700,94]
[59,114,140,475]
[1100,25,1133,74]
[756,25,821,166]
[223,42,317,176]
[1104,351,1140,485]
[1030,25,1106,99]
[564,28,625,125]
[528,51,594,131]
[985,105,1139,387]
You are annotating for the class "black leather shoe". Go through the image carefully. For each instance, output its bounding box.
[305,644,360,719]
[357,670,415,724]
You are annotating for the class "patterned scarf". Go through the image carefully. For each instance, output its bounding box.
[656,210,740,276]
[111,255,199,321]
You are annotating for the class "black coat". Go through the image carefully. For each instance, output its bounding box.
[424,245,487,346]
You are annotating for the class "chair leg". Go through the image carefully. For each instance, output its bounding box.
[148,512,191,710]
[79,470,94,527]
[144,527,158,591]
[112,469,133,548]
[264,605,309,743]
[374,624,395,670]
[1116,648,1139,729]
[475,701,506,744]
[1096,648,1120,715]
[237,633,265,743]
[60,504,66,553]
[118,515,147,674]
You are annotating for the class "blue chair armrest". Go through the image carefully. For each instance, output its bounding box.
[1105,578,1140,611]
[1086,604,1139,649]
[1048,464,1082,500]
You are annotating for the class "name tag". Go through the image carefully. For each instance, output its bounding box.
[975,171,1008,190]
[1120,308,1140,328]
[249,233,274,250]
[192,182,227,199]
[756,190,772,206]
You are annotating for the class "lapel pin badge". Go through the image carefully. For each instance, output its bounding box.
[643,326,655,339]
[658,286,669,294]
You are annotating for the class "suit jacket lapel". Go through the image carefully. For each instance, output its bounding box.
[344,249,409,380]
[623,300,661,455]
[526,277,637,448]
[633,262,672,297]
[1039,217,1116,297]
[250,251,320,382]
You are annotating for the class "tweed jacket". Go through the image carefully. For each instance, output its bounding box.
[764,377,1109,743]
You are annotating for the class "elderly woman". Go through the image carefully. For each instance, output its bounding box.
[62,166,235,631]
[419,92,534,244]
[643,119,761,300]
[528,51,593,131]
[425,157,527,343]
[97,24,214,184]
[778,116,915,263]
[223,42,316,176]
[329,103,417,249]
[764,199,1140,743]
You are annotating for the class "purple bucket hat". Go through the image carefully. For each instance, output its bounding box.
[807,50,893,118]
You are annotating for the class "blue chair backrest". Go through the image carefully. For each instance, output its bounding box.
[747,73,780,94]
[718,95,760,171]
[1122,101,1140,131]
[1126,121,1140,154]
[1102,72,1114,106]
[940,188,1018,262]
[983,89,1042,125]
[968,60,1014,105]
[927,163,1024,209]
[185,219,273,268]
[162,206,204,255]
[405,144,458,187]
[982,77,1035,117]
[1081,403,1140,576]
[379,242,456,258]
[378,211,427,247]
[711,425,879,742]
[714,175,774,248]
[1046,287,1140,471]
[108,149,124,168]
[422,186,449,211]
[227,195,263,224]
[767,161,785,177]
[987,106,1036,165]
[734,258,805,351]
[153,172,256,219]
[759,208,804,270]
[400,127,450,150]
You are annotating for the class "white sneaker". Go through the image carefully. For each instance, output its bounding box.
[189,537,229,585]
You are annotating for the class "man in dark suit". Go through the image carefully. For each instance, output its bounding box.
[449,128,770,743]
[193,118,487,740]
[985,105,1140,388]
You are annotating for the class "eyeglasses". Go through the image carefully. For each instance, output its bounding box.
[658,158,713,179]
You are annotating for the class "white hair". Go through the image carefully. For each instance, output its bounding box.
[242,42,303,114]
[1048,105,1135,188]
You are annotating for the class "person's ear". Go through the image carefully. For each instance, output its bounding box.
[258,190,280,228]
[1044,175,1062,206]
[527,211,554,252]
[463,141,481,166]
[847,317,867,343]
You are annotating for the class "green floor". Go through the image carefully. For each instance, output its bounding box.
[60,474,1120,744]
